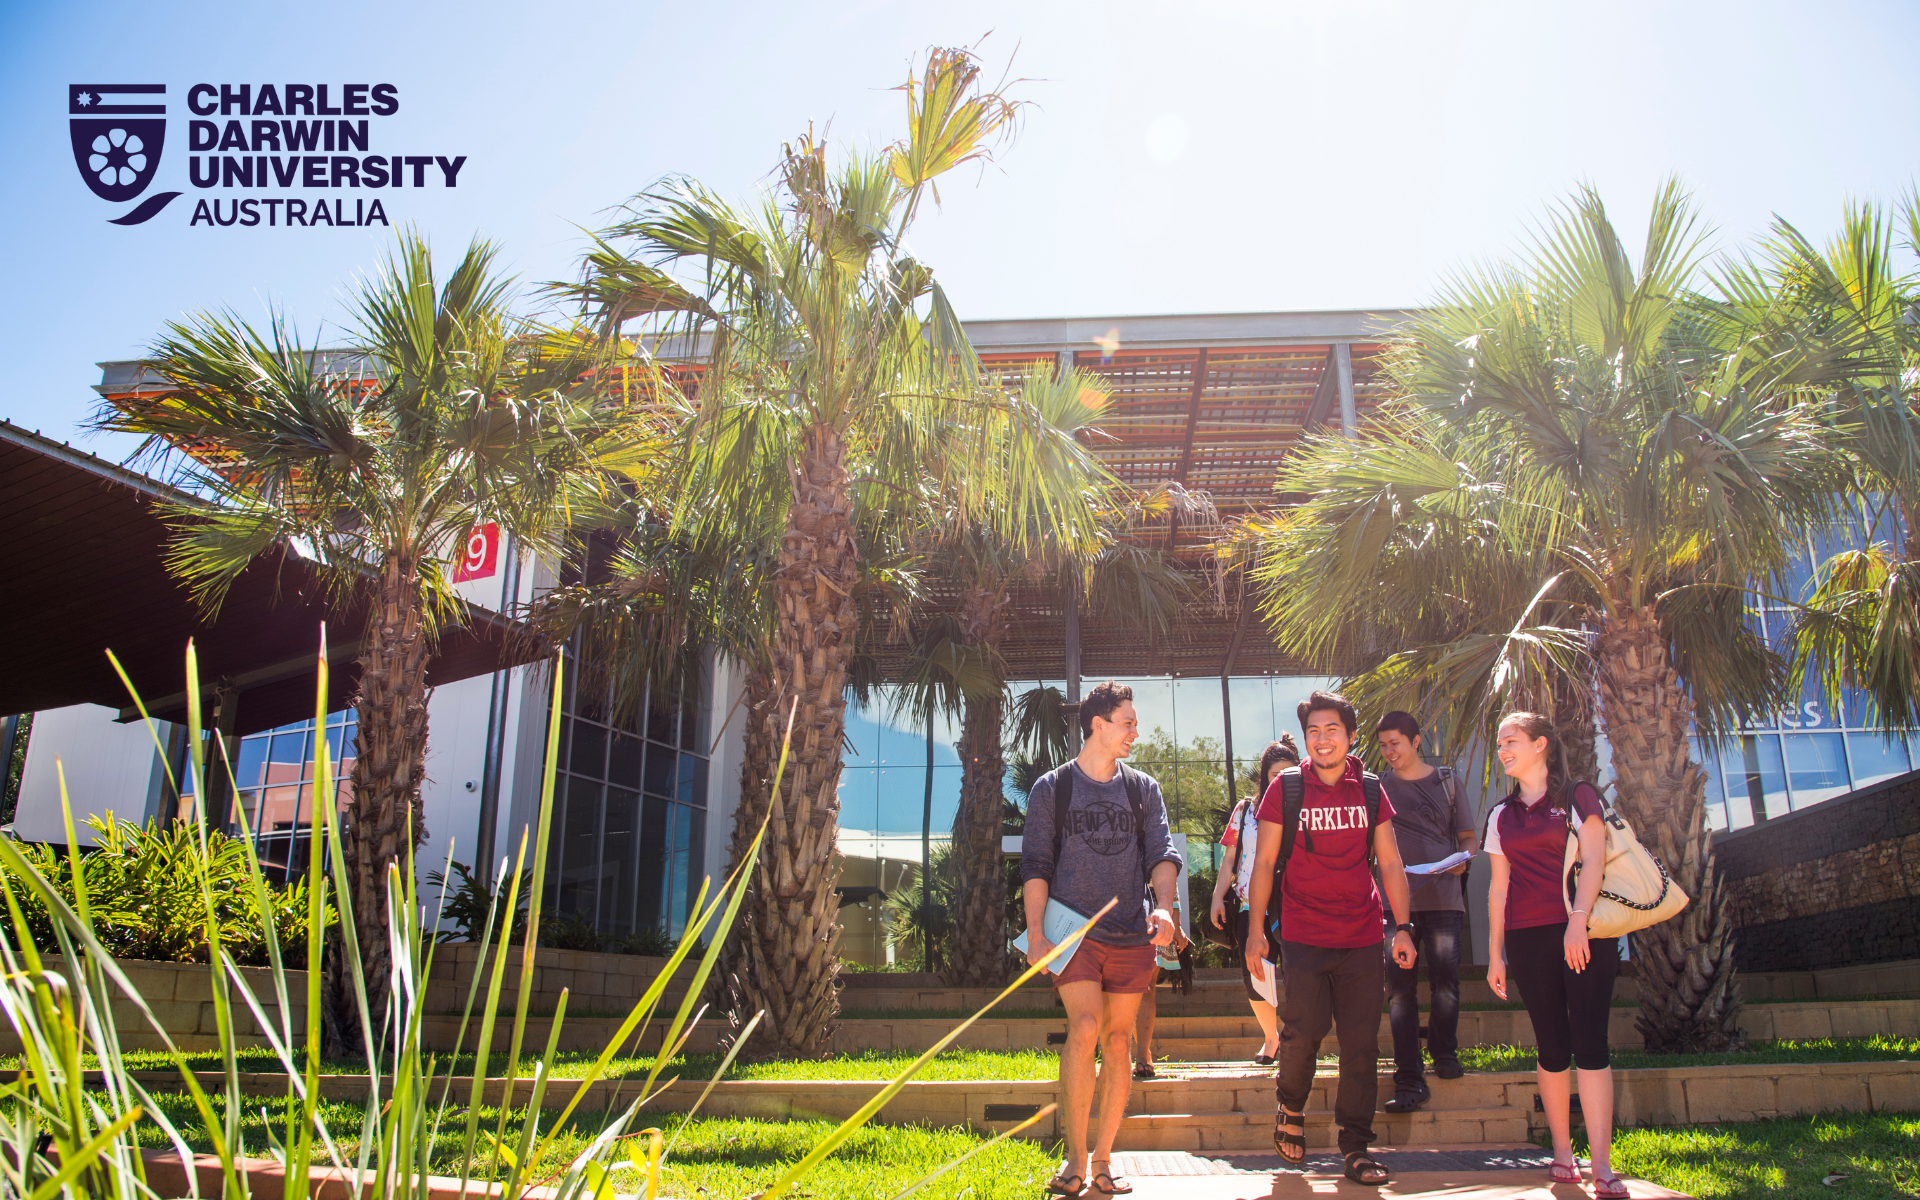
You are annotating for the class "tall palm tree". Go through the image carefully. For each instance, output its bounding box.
[558,48,1098,1053]
[95,234,631,1044]
[1253,181,1850,1052]
[1710,199,1920,729]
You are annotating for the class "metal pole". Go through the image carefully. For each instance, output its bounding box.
[922,707,934,973]
[1065,571,1083,756]
[1334,343,1357,438]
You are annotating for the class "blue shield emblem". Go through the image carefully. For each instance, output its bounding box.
[70,117,166,202]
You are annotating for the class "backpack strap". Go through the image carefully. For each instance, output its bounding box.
[1360,770,1384,865]
[1049,762,1076,873]
[1119,761,1152,894]
[1276,767,1307,868]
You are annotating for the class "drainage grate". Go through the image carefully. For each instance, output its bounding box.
[1046,1031,1067,1045]
[983,1104,1042,1122]
[1533,1093,1583,1113]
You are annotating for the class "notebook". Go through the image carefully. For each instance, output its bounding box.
[1010,896,1096,973]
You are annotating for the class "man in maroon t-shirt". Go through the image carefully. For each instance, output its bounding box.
[1244,690,1416,1187]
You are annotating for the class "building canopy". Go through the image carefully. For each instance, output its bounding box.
[0,420,539,735]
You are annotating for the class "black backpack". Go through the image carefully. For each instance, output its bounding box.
[1268,765,1385,926]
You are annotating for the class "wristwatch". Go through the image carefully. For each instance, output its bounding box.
[1395,922,1416,937]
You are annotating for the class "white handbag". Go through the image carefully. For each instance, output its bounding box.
[1560,794,1689,939]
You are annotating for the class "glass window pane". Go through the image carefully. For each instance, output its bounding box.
[608,732,643,789]
[1713,739,1752,829]
[235,735,269,794]
[569,722,606,779]
[1782,732,1849,810]
[643,740,675,798]
[647,695,677,747]
[1692,737,1727,832]
[557,778,603,921]
[600,787,640,936]
[669,803,694,937]
[1844,732,1908,790]
[637,794,669,932]
[1744,734,1791,823]
[677,753,708,809]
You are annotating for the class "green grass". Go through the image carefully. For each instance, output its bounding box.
[1459,1036,1920,1074]
[1559,1111,1920,1199]
[36,1045,1069,1083]
[128,1094,1057,1199]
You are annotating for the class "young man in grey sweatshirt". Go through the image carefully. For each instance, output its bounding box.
[1021,680,1182,1198]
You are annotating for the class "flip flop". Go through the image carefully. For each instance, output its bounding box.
[1045,1171,1085,1196]
[1593,1175,1631,1199]
[1090,1161,1133,1195]
[1548,1161,1581,1185]
[1131,1062,1156,1081]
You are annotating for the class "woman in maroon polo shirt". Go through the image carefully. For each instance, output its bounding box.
[1485,711,1626,1200]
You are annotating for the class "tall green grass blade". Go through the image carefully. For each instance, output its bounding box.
[466,829,529,1189]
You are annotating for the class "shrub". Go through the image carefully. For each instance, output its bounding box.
[12,816,332,965]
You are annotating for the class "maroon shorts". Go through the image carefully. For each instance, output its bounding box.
[1051,938,1157,994]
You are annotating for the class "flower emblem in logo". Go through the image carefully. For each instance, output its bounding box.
[88,128,148,189]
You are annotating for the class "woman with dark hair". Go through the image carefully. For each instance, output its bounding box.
[1207,735,1298,1065]
[1485,711,1625,1199]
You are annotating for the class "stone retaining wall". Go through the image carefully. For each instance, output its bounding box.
[1716,771,1920,972]
[0,958,305,1053]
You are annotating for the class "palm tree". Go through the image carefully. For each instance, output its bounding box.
[95,234,630,1045]
[1253,181,1850,1052]
[557,47,1099,1053]
[1710,199,1920,730]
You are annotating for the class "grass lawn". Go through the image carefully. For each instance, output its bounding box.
[1558,1111,1920,1199]
[128,1095,1057,1200]
[29,1034,1915,1083]
[1457,1035,1920,1074]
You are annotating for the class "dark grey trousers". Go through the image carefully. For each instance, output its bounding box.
[1275,939,1384,1156]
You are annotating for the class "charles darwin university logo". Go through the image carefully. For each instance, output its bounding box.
[69,84,181,225]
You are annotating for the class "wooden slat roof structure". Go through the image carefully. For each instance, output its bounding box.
[956,309,1414,681]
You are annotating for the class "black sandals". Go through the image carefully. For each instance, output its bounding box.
[1272,1108,1306,1165]
[1344,1151,1391,1186]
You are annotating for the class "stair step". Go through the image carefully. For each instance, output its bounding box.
[1109,1106,1532,1152]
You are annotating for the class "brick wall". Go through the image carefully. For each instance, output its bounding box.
[1714,771,1920,973]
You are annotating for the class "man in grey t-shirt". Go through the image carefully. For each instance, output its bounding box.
[1021,681,1180,1198]
[1376,711,1479,1111]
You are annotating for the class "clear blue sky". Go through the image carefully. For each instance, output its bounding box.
[4,0,1918,463]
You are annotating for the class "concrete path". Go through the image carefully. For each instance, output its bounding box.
[1102,1148,1689,1199]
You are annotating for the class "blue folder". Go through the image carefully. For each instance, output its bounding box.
[1010,896,1096,972]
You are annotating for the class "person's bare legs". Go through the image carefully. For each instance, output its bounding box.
[1092,989,1147,1167]
[1056,979,1107,1184]
[1250,998,1279,1057]
[1132,984,1157,1071]
[1536,1065,1576,1167]
[1578,1067,1615,1178]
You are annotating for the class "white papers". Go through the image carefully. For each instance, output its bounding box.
[1248,957,1278,1006]
[1010,896,1096,973]
[1406,850,1474,876]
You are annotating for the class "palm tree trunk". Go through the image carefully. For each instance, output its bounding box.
[731,425,854,1055]
[947,688,1009,985]
[946,583,1012,986]
[1594,605,1742,1053]
[342,551,432,1050]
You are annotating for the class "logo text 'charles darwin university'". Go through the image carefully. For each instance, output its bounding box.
[69,83,466,227]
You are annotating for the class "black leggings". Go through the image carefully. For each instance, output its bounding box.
[1505,922,1619,1072]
